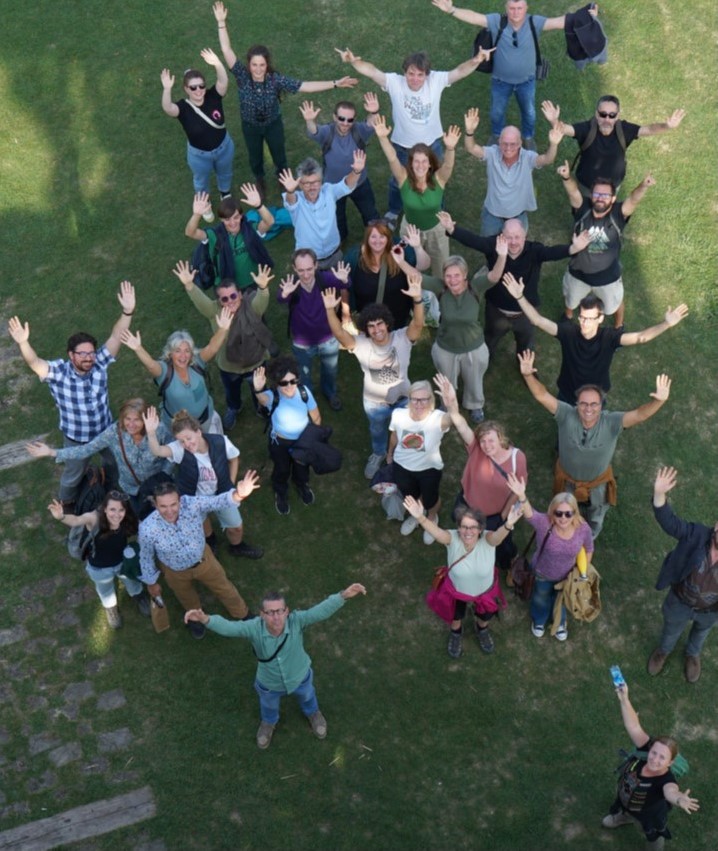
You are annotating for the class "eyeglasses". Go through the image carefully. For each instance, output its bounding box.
[336,115,355,123]
[578,401,601,409]
[72,349,97,358]
[410,397,431,404]
[578,314,602,323]
[277,378,299,387]
[592,192,613,200]
[219,292,239,303]
[554,510,574,519]
[187,83,206,91]
[263,607,287,616]
[459,524,480,531]
[300,178,322,187]
[597,110,618,119]
[108,490,130,502]
[500,141,520,148]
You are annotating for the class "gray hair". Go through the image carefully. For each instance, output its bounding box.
[408,380,436,411]
[442,255,469,278]
[160,330,200,362]
[297,157,323,181]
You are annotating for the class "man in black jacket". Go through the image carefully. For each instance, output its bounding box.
[648,467,718,684]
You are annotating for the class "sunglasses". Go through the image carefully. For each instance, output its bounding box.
[187,83,206,91]
[277,378,299,387]
[597,110,618,119]
[554,510,574,519]
[219,292,239,303]
[336,115,355,123]
[108,490,130,502]
[512,31,519,48]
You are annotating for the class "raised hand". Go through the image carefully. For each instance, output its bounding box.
[212,1,228,23]
[160,68,174,89]
[172,259,197,291]
[278,168,299,193]
[464,107,480,135]
[506,472,527,499]
[299,100,321,121]
[495,233,508,256]
[321,287,341,311]
[654,466,678,496]
[664,304,688,326]
[472,46,495,66]
[433,373,458,412]
[363,92,379,114]
[48,499,65,521]
[251,264,275,290]
[403,494,425,519]
[236,469,261,500]
[216,306,233,330]
[403,223,421,247]
[650,373,671,401]
[117,281,136,314]
[373,114,391,138]
[571,229,593,253]
[279,274,300,298]
[193,191,212,216]
[352,148,366,173]
[142,406,161,434]
[666,108,686,128]
[502,272,525,299]
[401,271,422,301]
[556,159,570,180]
[443,124,462,150]
[334,47,359,64]
[335,75,359,89]
[120,329,142,351]
[238,182,262,207]
[541,100,560,126]
[517,349,537,376]
[548,124,564,146]
[331,261,351,284]
[341,583,367,599]
[26,441,54,459]
[436,210,456,234]
[432,0,455,12]
[200,47,221,67]
[8,316,30,345]
[252,366,267,392]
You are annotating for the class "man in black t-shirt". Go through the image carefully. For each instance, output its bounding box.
[502,280,688,403]
[543,95,686,192]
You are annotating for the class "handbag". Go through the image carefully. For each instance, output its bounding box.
[430,550,472,592]
[509,528,550,601]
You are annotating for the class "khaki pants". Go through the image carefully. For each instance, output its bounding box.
[160,546,248,618]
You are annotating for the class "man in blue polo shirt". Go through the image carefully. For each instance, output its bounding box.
[8,281,135,509]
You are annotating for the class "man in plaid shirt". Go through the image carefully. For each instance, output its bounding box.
[9,281,136,508]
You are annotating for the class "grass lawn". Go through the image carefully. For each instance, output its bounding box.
[0,1,716,849]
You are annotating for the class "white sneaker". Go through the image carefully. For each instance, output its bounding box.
[364,453,386,480]
[400,515,419,536]
[531,622,545,638]
[555,625,568,642]
[202,208,215,223]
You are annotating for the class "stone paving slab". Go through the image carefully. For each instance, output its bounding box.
[97,728,133,753]
[47,742,82,768]
[97,689,127,711]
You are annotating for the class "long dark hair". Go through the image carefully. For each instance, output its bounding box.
[97,492,138,538]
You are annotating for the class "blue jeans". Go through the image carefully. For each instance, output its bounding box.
[490,77,537,138]
[388,138,444,216]
[254,667,318,725]
[530,577,565,629]
[659,590,718,657]
[292,337,339,400]
[186,133,235,194]
[480,207,529,237]
[363,397,408,455]
[336,178,379,241]
[220,368,260,413]
[85,562,143,608]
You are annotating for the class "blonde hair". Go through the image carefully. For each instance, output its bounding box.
[547,492,586,532]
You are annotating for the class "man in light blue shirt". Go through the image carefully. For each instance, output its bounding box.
[185,582,367,748]
[280,151,366,268]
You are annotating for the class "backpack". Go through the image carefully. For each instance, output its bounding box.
[574,206,624,246]
[320,124,367,159]
[616,746,690,780]
[571,117,626,174]
[472,15,508,73]
[190,226,227,291]
[66,465,107,560]
[260,384,309,433]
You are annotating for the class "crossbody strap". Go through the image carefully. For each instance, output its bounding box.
[253,633,289,663]
[183,99,226,130]
[117,422,141,486]
[376,261,389,305]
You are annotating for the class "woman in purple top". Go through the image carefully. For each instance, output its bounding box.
[508,473,594,642]
[213,2,357,194]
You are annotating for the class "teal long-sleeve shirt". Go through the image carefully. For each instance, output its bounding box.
[207,593,345,692]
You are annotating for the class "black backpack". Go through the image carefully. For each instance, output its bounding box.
[66,465,107,560]
[190,227,227,291]
[260,384,309,433]
[472,15,508,73]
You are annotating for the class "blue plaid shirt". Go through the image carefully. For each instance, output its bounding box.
[43,345,115,443]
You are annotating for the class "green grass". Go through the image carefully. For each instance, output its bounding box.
[1,1,717,849]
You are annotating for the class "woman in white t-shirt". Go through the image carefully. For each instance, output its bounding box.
[388,380,452,544]
[144,407,263,559]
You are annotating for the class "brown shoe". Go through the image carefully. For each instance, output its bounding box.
[684,655,701,683]
[647,648,668,676]
[308,710,327,740]
[256,721,275,750]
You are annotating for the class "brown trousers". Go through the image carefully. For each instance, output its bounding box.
[160,546,248,618]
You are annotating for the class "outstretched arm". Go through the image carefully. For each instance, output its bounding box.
[622,374,671,429]
[213,2,238,68]
[322,288,357,351]
[8,317,49,379]
[435,125,461,185]
[431,0,488,27]
[503,273,558,336]
[433,373,474,447]
[334,48,386,88]
[652,465,678,509]
[620,304,689,346]
[637,108,686,137]
[120,330,163,378]
[105,281,136,356]
[142,407,173,459]
[615,684,648,748]
[198,307,232,362]
[517,350,559,415]
[464,108,485,159]
[160,69,180,118]
[404,495,452,546]
[404,272,425,342]
[557,159,583,209]
[622,173,655,217]
[447,48,494,84]
[201,47,228,96]
[535,124,564,168]
[372,115,407,184]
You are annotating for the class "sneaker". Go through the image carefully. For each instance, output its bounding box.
[601,812,635,829]
[105,605,122,629]
[328,395,343,412]
[531,621,545,638]
[447,630,463,658]
[256,721,275,750]
[308,710,328,740]
[297,484,315,506]
[470,408,485,423]
[400,515,419,536]
[222,407,240,430]
[364,452,386,480]
[384,211,399,230]
[219,191,233,201]
[275,492,290,515]
[685,655,701,683]
[475,625,495,654]
[201,208,215,223]
[187,621,206,640]
[132,591,151,618]
[647,648,668,676]
[555,625,568,642]
[228,540,264,559]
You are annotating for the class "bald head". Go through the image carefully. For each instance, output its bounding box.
[499,126,522,162]
[502,218,527,256]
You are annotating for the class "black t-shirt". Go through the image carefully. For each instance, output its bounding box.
[568,199,629,286]
[176,86,227,151]
[617,738,676,818]
[573,119,641,188]
[89,527,127,568]
[556,323,623,399]
[450,226,572,311]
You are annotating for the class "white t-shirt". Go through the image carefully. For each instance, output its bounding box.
[389,408,448,471]
[383,71,450,147]
[352,328,414,406]
[168,437,239,496]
